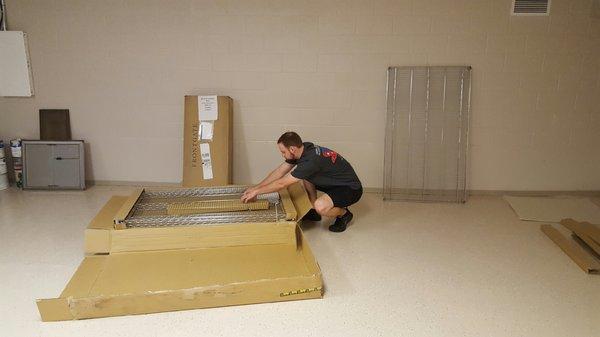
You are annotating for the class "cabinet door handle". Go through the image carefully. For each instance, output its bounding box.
[56,157,63,160]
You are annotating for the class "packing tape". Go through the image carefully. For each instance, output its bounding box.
[280,286,323,297]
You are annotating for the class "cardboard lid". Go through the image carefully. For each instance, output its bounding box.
[286,182,312,221]
[37,239,322,321]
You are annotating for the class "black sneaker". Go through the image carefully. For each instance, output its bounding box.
[303,208,322,221]
[329,209,353,232]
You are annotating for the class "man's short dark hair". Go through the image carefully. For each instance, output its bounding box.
[277,131,303,148]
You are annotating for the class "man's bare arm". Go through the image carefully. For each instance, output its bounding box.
[254,162,294,189]
[241,173,300,203]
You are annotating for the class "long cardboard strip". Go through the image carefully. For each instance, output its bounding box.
[572,233,600,256]
[560,218,600,245]
[541,224,600,274]
[166,199,269,215]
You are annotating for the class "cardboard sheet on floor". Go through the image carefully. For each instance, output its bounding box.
[504,196,600,224]
[37,233,323,321]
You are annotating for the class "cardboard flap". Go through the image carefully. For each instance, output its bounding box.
[279,187,297,220]
[113,188,144,228]
[85,196,129,254]
[37,233,322,321]
[37,256,108,321]
[287,182,312,221]
[88,196,129,230]
[36,299,72,322]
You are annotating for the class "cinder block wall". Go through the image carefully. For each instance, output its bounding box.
[0,0,598,190]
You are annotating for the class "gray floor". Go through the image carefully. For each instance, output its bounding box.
[1,186,599,337]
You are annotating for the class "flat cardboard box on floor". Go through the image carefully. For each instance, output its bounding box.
[37,230,322,321]
[183,95,233,187]
[37,183,322,321]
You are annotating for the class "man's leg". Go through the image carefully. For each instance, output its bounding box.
[302,180,317,204]
[313,194,347,218]
[302,180,322,221]
[314,190,357,233]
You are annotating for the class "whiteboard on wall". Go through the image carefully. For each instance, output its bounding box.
[0,31,34,97]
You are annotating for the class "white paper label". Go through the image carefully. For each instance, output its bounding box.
[198,95,218,121]
[200,121,214,141]
[200,143,213,180]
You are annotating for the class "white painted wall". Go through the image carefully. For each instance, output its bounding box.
[0,0,598,190]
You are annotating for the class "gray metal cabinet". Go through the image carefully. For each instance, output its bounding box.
[22,140,85,190]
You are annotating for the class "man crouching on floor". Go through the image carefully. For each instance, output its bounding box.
[241,131,363,232]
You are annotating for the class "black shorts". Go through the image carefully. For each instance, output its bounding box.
[317,185,363,208]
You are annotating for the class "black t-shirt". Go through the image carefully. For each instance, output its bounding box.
[288,142,362,190]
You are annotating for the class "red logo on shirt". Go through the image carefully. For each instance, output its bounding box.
[321,148,338,163]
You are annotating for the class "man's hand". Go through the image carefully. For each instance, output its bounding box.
[241,173,299,203]
[241,188,259,203]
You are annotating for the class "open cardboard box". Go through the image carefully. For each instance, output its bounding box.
[37,183,323,321]
[84,182,312,254]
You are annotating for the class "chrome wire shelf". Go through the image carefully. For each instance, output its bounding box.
[125,186,284,228]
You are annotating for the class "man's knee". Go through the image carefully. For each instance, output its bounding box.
[313,198,331,215]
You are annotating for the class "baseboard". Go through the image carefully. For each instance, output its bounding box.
[469,190,600,197]
[363,187,600,197]
[87,180,182,187]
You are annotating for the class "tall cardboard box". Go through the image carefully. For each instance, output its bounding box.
[183,96,233,187]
